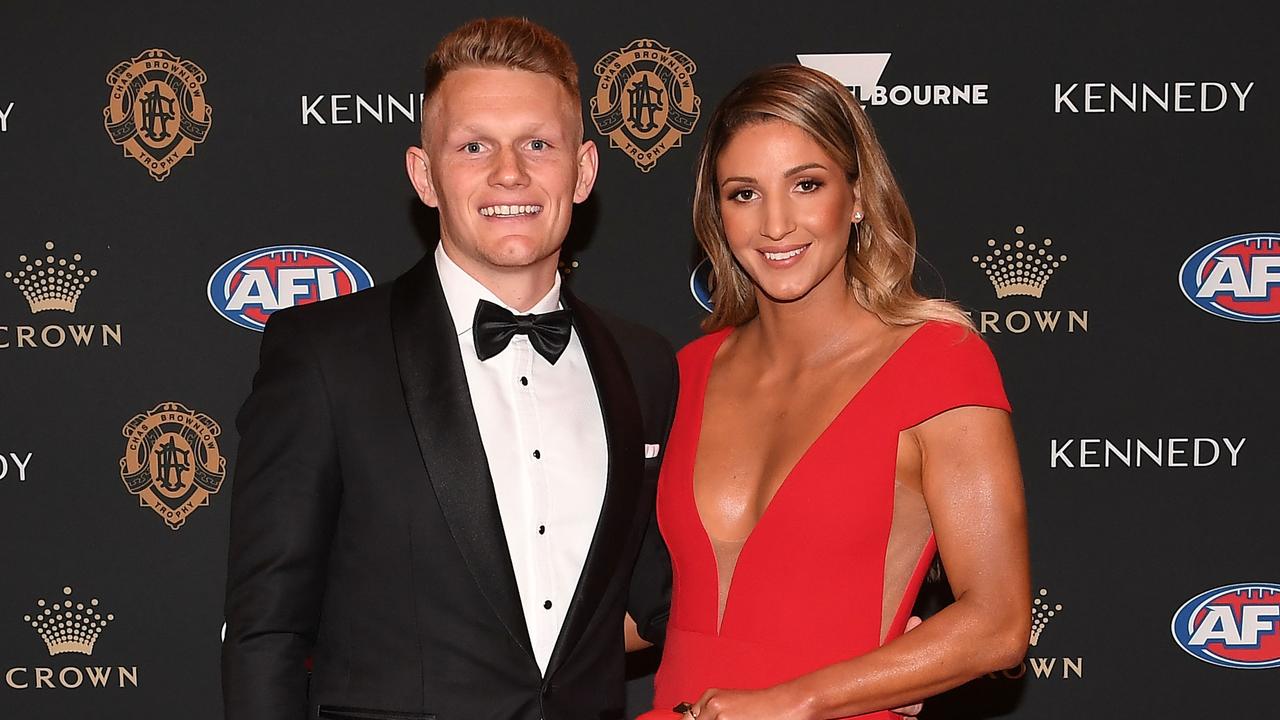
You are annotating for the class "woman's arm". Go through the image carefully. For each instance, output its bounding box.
[687,406,1030,720]
[626,612,655,652]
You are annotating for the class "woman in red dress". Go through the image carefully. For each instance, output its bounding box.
[638,65,1031,719]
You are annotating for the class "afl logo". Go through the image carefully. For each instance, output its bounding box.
[1171,582,1280,669]
[690,258,714,312]
[1179,233,1280,322]
[208,245,373,331]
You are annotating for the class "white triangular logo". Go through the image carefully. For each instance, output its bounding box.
[796,53,891,93]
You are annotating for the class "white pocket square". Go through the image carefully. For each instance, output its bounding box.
[644,444,661,459]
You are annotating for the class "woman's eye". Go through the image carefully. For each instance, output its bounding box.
[464,142,482,153]
[730,188,757,202]
[796,179,823,192]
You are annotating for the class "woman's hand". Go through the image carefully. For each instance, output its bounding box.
[684,685,814,720]
[679,615,928,720]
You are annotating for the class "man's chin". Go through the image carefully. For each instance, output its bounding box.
[480,240,559,271]
[440,227,563,272]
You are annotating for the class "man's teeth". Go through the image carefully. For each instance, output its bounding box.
[764,247,807,261]
[480,204,543,217]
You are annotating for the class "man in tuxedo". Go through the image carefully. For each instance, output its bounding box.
[222,17,675,720]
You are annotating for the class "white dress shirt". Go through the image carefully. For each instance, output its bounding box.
[434,244,608,675]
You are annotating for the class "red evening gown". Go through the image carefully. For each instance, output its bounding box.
[640,321,1010,719]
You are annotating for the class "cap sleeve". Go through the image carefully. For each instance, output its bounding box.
[897,322,1011,430]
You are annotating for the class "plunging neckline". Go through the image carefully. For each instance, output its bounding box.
[688,321,930,635]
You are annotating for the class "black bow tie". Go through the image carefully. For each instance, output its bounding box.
[473,299,573,365]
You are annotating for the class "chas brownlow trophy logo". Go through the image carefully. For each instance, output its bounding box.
[102,48,212,181]
[119,402,225,530]
[591,39,700,172]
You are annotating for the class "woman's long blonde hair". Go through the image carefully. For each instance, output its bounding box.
[693,64,973,332]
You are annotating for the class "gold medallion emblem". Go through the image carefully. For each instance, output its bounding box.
[591,39,701,172]
[119,402,225,530]
[102,49,212,181]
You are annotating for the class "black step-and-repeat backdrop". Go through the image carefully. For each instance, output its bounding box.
[2,1,1277,718]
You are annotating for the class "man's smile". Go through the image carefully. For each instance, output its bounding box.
[478,204,544,217]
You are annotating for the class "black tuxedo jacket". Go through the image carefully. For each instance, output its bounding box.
[222,255,676,720]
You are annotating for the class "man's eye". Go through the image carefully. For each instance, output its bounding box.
[464,142,482,153]
[529,139,548,151]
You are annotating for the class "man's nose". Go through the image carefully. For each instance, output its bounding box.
[490,146,529,187]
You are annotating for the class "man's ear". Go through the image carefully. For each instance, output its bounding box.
[406,146,439,208]
[573,139,599,204]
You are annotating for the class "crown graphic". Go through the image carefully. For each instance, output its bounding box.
[971,226,1066,299]
[5,242,98,313]
[23,586,114,656]
[1030,587,1063,647]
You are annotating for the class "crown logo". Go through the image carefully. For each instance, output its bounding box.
[972,226,1066,299]
[5,242,98,314]
[1030,587,1063,647]
[23,586,114,656]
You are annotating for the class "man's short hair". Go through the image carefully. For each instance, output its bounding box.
[423,17,581,115]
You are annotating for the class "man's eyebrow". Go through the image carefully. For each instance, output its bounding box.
[447,122,560,137]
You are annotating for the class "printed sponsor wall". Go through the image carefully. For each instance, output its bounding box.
[2,1,1277,718]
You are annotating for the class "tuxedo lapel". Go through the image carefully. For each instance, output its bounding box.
[545,291,645,677]
[390,256,533,661]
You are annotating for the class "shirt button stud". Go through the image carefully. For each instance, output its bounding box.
[532,449,541,459]
[538,525,546,535]
[544,600,553,610]
[520,376,528,386]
